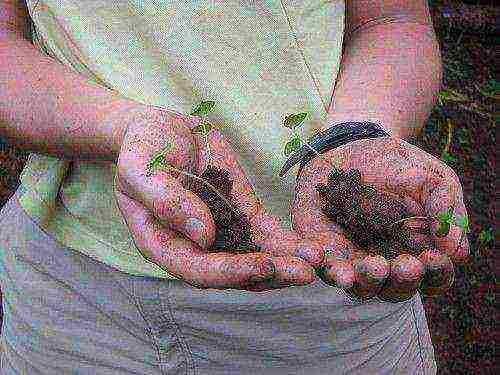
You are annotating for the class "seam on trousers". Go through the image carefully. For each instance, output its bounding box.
[159,285,196,375]
[410,297,426,375]
[132,282,195,375]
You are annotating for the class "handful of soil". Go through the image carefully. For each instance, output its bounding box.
[316,168,433,260]
[187,165,262,254]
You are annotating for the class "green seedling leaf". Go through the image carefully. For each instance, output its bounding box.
[284,135,302,156]
[454,215,471,234]
[435,206,454,237]
[191,121,219,135]
[283,112,308,130]
[190,100,215,117]
[146,143,173,177]
[478,228,494,246]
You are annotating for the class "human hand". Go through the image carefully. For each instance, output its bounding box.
[114,106,320,291]
[291,136,470,302]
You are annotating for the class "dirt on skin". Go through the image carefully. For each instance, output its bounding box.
[187,165,262,254]
[0,1,497,373]
[316,167,433,260]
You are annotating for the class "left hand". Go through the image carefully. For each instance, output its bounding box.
[290,136,470,302]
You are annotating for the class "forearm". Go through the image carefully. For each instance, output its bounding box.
[0,35,138,162]
[325,20,443,141]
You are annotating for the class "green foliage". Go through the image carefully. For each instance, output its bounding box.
[190,100,217,136]
[437,88,470,107]
[284,135,302,156]
[454,215,471,235]
[191,122,220,135]
[476,79,499,100]
[190,100,215,117]
[283,112,308,129]
[478,228,494,246]
[469,274,480,288]
[146,143,173,177]
[435,206,455,237]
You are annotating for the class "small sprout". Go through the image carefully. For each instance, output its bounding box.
[191,122,221,135]
[435,206,455,237]
[283,112,308,129]
[284,134,302,156]
[190,100,215,117]
[454,214,471,250]
[281,111,322,160]
[146,143,173,177]
[189,100,217,162]
[454,214,471,234]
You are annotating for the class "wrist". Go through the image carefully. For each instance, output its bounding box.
[279,121,390,178]
[108,101,152,162]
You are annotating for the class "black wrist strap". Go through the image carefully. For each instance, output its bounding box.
[278,121,390,179]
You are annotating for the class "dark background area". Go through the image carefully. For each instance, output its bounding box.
[0,1,497,373]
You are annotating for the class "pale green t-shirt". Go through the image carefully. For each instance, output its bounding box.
[18,0,345,279]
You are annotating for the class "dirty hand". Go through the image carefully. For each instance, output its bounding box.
[291,136,470,302]
[114,106,320,291]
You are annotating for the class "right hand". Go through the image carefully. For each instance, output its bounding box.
[113,106,322,291]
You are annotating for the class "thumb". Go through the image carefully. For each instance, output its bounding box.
[114,161,216,251]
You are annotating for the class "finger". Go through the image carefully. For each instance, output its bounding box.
[243,256,316,292]
[349,255,390,300]
[259,226,325,269]
[304,231,361,287]
[418,248,455,296]
[422,182,470,262]
[378,254,425,303]
[114,188,276,290]
[115,167,216,250]
[320,258,356,290]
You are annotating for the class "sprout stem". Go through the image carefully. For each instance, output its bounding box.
[155,163,238,216]
[389,215,435,228]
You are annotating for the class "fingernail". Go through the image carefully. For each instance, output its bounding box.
[184,217,208,248]
[297,244,324,269]
[249,259,275,284]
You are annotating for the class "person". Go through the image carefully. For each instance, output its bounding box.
[0,1,469,374]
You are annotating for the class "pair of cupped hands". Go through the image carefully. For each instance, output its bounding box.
[114,106,469,303]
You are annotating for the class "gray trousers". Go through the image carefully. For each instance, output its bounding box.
[0,189,437,374]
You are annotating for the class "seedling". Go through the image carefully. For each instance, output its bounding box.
[282,112,342,170]
[390,205,471,250]
[317,164,471,261]
[145,100,261,254]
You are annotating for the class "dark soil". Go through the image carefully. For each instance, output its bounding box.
[0,1,497,373]
[316,167,433,260]
[187,165,261,254]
